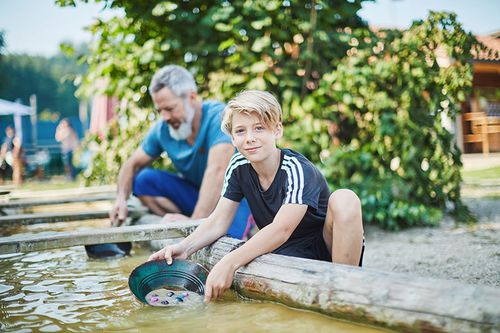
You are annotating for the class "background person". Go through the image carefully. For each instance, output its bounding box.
[109,64,252,239]
[0,126,23,185]
[55,118,80,180]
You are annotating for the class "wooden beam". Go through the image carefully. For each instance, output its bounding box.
[0,220,200,254]
[193,237,500,333]
[3,185,115,201]
[0,210,111,226]
[0,194,115,209]
[0,206,150,226]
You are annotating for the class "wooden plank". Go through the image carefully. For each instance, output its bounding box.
[0,220,200,254]
[3,185,115,201]
[193,237,500,333]
[0,185,14,196]
[0,207,149,226]
[0,194,115,209]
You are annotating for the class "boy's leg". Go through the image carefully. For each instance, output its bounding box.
[133,168,199,216]
[322,189,364,266]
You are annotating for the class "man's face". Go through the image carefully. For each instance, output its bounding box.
[152,87,195,140]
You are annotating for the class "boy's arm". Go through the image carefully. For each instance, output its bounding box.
[204,204,307,301]
[148,197,239,263]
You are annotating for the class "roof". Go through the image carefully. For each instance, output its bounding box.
[474,32,500,61]
[0,99,33,116]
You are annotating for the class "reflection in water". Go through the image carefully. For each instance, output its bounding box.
[0,223,385,333]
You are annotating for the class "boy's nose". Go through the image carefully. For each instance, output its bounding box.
[246,133,256,143]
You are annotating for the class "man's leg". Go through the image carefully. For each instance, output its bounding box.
[226,198,253,239]
[322,189,364,266]
[137,195,182,216]
[133,168,199,216]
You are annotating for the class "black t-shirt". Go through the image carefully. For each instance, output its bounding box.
[222,148,331,240]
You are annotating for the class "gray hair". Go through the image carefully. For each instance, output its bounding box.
[148,65,197,97]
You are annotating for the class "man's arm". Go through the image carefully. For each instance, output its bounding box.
[204,204,307,301]
[190,143,234,219]
[110,147,154,226]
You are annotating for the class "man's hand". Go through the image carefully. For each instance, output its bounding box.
[204,259,237,303]
[109,199,128,227]
[161,213,189,223]
[148,243,189,265]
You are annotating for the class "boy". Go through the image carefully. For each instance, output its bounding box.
[148,90,365,302]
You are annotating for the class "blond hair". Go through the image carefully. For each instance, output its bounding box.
[221,90,282,135]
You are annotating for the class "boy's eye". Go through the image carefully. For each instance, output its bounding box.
[255,126,264,131]
[234,129,245,135]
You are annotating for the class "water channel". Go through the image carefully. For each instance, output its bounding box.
[0,216,389,333]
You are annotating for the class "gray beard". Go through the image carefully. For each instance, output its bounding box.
[169,121,192,141]
[168,101,195,141]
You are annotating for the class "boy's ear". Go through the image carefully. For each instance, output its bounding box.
[274,122,283,139]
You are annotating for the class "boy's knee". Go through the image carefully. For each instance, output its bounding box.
[328,189,361,216]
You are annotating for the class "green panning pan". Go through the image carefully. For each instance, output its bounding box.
[128,259,208,307]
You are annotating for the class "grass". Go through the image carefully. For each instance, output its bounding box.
[462,166,500,181]
[2,177,84,192]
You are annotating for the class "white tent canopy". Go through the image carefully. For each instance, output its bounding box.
[0,99,33,116]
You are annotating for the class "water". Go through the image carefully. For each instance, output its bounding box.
[0,221,387,333]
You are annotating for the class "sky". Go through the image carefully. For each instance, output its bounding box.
[0,0,499,57]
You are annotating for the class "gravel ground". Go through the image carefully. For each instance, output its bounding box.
[363,194,500,288]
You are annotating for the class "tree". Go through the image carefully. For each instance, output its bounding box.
[0,47,85,119]
[313,12,485,229]
[61,1,486,229]
[60,0,371,185]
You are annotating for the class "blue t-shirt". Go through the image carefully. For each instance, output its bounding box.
[141,100,231,187]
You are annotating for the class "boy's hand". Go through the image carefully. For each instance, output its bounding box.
[204,260,237,303]
[147,243,188,265]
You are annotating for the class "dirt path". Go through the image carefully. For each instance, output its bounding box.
[363,194,500,287]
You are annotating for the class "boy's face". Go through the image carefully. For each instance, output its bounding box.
[231,111,282,162]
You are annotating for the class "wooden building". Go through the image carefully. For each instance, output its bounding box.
[461,32,500,154]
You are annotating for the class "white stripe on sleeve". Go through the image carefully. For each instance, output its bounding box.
[282,155,305,204]
[221,153,249,196]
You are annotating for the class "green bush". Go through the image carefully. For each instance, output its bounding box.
[311,12,484,229]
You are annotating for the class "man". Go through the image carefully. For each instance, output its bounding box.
[109,65,251,239]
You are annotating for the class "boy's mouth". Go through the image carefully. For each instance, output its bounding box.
[245,146,260,153]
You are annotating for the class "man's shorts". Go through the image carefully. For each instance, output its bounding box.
[133,168,253,240]
[273,230,365,267]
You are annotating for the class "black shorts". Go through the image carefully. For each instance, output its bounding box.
[272,231,365,267]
